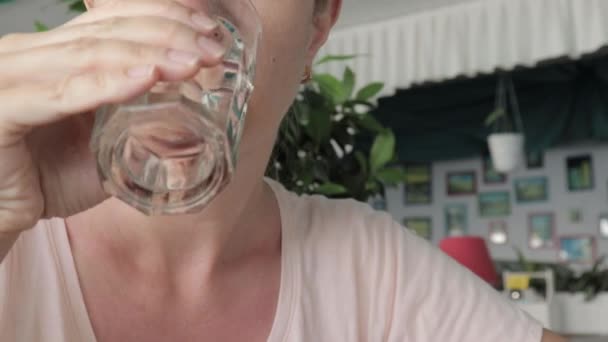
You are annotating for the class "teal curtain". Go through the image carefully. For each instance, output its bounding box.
[375,54,608,162]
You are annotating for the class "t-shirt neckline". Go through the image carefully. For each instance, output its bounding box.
[50,179,298,342]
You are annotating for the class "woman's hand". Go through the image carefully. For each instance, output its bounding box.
[0,0,224,234]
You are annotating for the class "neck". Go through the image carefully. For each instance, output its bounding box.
[67,118,284,287]
[67,161,281,281]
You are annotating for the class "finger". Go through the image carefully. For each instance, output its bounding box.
[69,0,216,28]
[0,66,159,145]
[0,11,222,55]
[48,16,224,57]
[0,36,225,84]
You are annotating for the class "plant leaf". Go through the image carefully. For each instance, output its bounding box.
[370,130,396,174]
[485,108,506,127]
[315,54,357,66]
[343,67,355,100]
[376,167,406,186]
[355,151,368,178]
[305,108,332,145]
[68,0,87,12]
[313,73,348,105]
[514,247,536,272]
[365,181,379,192]
[34,21,49,32]
[356,82,384,101]
[357,114,386,134]
[315,183,347,196]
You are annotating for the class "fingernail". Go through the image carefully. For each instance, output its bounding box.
[167,49,200,66]
[128,65,154,78]
[197,35,224,60]
[191,12,218,31]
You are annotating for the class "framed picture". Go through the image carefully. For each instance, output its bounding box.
[559,235,596,264]
[489,221,508,245]
[567,155,594,191]
[445,204,468,237]
[479,191,511,217]
[403,217,432,240]
[446,171,477,196]
[528,213,555,249]
[599,214,608,239]
[526,151,544,169]
[569,209,583,223]
[404,163,432,205]
[514,177,549,203]
[483,156,507,184]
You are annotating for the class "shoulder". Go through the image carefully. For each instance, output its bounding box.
[270,179,413,258]
[269,181,543,341]
[1,219,61,275]
[0,219,67,339]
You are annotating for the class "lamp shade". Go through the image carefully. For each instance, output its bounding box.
[439,236,499,286]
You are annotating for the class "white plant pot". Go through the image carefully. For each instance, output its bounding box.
[487,133,525,173]
[552,293,608,335]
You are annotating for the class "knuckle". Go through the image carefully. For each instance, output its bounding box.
[47,76,72,104]
[90,72,110,90]
[102,16,124,31]
[160,20,187,42]
[159,0,191,18]
[70,37,100,52]
[116,40,147,61]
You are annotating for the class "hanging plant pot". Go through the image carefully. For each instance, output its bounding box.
[485,74,526,173]
[488,133,525,172]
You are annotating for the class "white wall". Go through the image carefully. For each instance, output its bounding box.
[0,0,75,35]
[385,142,608,262]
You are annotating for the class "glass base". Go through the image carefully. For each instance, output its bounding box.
[92,95,232,215]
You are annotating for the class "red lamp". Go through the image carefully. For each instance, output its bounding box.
[439,236,499,286]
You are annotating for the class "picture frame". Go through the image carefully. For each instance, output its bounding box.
[567,155,594,191]
[479,191,511,217]
[446,171,477,196]
[483,156,507,184]
[559,235,596,264]
[403,217,433,240]
[489,220,508,245]
[526,151,544,169]
[599,214,608,239]
[404,163,432,205]
[444,204,468,237]
[514,177,549,203]
[528,213,556,249]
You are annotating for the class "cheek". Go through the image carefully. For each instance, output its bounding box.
[245,1,313,131]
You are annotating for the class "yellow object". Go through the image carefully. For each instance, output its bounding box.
[505,275,530,290]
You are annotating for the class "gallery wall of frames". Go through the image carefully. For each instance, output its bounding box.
[381,143,608,264]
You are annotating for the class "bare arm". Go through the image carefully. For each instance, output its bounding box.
[543,330,568,342]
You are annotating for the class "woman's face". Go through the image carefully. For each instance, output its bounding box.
[244,0,323,133]
[240,0,337,151]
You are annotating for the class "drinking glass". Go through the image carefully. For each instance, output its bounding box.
[90,0,261,215]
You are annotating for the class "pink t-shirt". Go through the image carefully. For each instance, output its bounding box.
[0,180,543,341]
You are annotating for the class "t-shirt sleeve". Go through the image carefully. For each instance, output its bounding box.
[384,220,543,342]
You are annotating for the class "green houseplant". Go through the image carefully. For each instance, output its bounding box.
[485,74,525,173]
[499,248,608,302]
[266,56,405,201]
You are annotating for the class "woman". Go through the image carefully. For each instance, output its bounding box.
[0,0,564,341]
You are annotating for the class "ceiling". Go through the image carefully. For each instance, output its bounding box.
[335,0,477,29]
